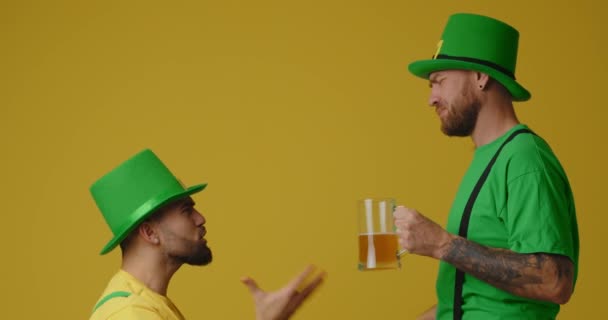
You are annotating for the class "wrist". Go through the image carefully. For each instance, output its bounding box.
[435,232,457,260]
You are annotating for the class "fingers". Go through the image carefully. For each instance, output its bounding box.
[393,205,408,219]
[394,206,417,253]
[284,269,326,317]
[240,276,261,295]
[298,270,326,299]
[393,206,418,220]
[286,264,317,291]
[397,235,410,252]
[241,265,326,297]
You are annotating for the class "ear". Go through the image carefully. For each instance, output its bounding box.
[138,221,160,245]
[475,72,491,90]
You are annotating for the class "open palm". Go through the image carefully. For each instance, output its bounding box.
[241,265,326,320]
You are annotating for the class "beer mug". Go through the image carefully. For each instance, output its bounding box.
[357,198,406,271]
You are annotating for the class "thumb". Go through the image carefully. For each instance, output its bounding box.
[240,276,261,294]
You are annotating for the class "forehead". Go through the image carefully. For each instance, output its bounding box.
[155,197,195,216]
[429,70,471,81]
[168,197,195,209]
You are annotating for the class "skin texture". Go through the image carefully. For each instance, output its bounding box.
[241,265,326,320]
[442,237,573,304]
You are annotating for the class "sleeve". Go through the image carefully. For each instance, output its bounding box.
[502,169,576,261]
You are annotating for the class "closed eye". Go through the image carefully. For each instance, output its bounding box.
[179,199,196,215]
[428,73,445,88]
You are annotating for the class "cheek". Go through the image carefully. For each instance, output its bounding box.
[441,87,459,105]
[159,222,188,240]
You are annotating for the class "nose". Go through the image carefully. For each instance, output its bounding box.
[428,91,439,108]
[193,209,206,226]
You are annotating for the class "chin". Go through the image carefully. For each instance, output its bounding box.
[187,246,213,266]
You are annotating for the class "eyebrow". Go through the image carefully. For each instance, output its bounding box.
[179,199,196,208]
[428,73,445,87]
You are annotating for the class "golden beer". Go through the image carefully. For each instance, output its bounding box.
[358,233,400,270]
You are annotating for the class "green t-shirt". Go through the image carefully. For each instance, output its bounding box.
[436,124,579,320]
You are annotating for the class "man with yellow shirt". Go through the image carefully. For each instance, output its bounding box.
[90,149,324,320]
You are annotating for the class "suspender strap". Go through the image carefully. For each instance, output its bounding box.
[92,291,131,313]
[453,128,535,320]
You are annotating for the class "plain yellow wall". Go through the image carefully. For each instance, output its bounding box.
[1,0,605,318]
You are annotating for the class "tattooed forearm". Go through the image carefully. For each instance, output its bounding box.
[442,237,574,304]
[444,238,544,286]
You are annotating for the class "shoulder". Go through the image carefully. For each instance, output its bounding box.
[94,301,163,320]
[108,305,163,320]
[500,131,562,177]
[504,131,552,158]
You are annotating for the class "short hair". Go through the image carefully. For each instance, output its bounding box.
[118,207,167,254]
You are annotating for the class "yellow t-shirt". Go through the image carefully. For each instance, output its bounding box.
[90,270,186,320]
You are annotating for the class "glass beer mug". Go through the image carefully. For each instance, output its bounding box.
[357,198,406,271]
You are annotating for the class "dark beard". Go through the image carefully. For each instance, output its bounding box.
[441,99,480,137]
[175,243,213,266]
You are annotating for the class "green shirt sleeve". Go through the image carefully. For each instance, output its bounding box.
[502,169,576,261]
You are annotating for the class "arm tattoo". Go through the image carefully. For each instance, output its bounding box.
[443,238,573,299]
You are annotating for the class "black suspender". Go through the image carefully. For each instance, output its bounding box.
[453,128,535,320]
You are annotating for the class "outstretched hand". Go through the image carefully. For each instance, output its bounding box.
[241,265,326,320]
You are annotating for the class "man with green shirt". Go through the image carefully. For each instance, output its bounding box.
[394,13,579,320]
[89,149,325,320]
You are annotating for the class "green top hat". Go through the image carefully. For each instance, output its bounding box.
[90,149,207,255]
[408,13,531,101]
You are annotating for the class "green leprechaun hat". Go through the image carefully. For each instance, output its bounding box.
[90,149,207,255]
[408,13,531,101]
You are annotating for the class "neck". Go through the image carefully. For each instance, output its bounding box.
[121,248,182,296]
[471,93,519,147]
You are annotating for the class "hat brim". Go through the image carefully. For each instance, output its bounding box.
[99,183,207,255]
[408,59,531,101]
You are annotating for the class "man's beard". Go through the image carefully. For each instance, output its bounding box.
[170,241,213,266]
[440,95,481,137]
[186,243,213,265]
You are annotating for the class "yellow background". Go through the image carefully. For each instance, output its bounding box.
[1,0,605,318]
